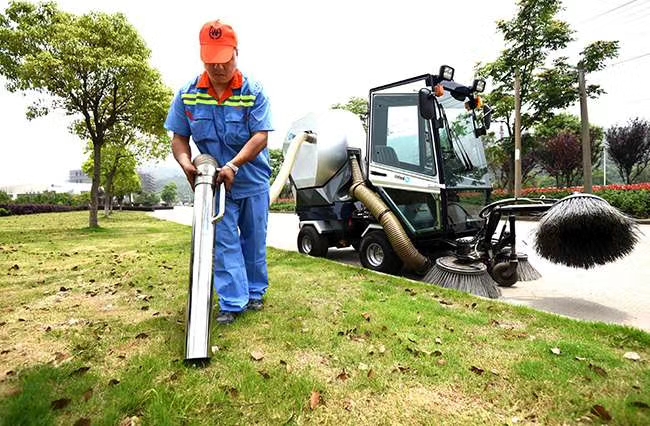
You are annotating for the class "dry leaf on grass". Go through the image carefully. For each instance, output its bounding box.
[470,366,485,375]
[623,351,641,361]
[119,416,142,426]
[83,388,93,402]
[51,398,71,410]
[309,391,321,410]
[250,350,264,361]
[590,404,612,421]
[550,347,561,355]
[588,363,608,377]
[336,369,350,381]
[73,418,91,426]
[70,366,90,377]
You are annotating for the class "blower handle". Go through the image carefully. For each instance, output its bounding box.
[211,179,226,224]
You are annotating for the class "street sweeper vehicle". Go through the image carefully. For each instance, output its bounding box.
[182,65,639,364]
[281,65,640,298]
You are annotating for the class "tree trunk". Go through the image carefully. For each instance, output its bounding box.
[89,141,103,228]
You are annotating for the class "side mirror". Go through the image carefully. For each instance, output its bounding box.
[483,105,492,130]
[418,88,436,120]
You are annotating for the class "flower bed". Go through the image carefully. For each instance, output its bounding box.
[492,184,650,218]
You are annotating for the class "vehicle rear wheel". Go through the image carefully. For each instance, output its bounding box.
[297,226,328,257]
[359,231,402,274]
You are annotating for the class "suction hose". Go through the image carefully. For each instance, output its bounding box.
[348,154,430,273]
[269,132,317,205]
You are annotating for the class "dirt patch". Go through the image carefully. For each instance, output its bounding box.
[312,384,505,425]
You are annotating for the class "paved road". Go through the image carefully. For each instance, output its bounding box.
[151,206,650,332]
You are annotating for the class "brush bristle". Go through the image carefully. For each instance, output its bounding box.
[516,254,542,281]
[422,257,501,299]
[534,195,640,268]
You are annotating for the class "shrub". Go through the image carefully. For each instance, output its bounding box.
[0,207,11,217]
[0,204,87,216]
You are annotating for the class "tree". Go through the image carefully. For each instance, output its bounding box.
[535,132,582,187]
[0,190,12,204]
[0,2,172,228]
[82,121,168,215]
[486,133,540,189]
[606,118,650,184]
[82,140,142,214]
[534,113,604,178]
[269,149,284,182]
[476,0,618,192]
[160,182,178,205]
[331,96,369,131]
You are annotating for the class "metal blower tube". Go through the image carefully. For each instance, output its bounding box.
[184,154,226,364]
[348,155,430,273]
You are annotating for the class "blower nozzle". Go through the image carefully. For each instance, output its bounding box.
[184,154,226,366]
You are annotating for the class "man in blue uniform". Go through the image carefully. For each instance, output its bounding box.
[165,20,273,325]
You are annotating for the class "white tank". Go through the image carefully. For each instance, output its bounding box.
[282,109,366,189]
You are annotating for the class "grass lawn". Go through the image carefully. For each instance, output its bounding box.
[0,211,649,425]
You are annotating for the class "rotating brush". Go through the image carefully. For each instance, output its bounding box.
[534,194,640,269]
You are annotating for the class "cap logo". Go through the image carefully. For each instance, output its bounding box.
[209,27,222,40]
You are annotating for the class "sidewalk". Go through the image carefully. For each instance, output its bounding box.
[150,207,650,332]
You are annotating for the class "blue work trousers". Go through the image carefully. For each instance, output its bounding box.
[214,191,269,312]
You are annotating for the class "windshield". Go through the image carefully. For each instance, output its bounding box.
[437,96,491,189]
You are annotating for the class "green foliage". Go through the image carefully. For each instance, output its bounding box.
[269,148,283,182]
[476,0,618,190]
[0,1,172,227]
[83,142,142,210]
[606,118,650,184]
[331,96,368,131]
[0,207,11,216]
[133,191,159,206]
[160,182,177,205]
[600,190,650,218]
[0,190,11,203]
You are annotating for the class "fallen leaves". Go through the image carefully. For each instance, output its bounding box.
[590,404,612,421]
[309,391,321,410]
[550,347,561,356]
[588,363,608,378]
[51,398,71,410]
[470,366,485,375]
[250,350,264,361]
[336,369,350,382]
[70,366,90,377]
[623,351,641,361]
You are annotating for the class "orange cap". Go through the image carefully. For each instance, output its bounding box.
[199,21,238,64]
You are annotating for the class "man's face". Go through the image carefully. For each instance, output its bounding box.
[204,51,237,86]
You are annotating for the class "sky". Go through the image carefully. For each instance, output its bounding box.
[1,0,649,186]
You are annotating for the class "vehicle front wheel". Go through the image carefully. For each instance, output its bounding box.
[359,231,402,275]
[297,226,328,257]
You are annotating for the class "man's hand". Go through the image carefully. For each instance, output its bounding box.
[216,166,236,191]
[180,161,198,189]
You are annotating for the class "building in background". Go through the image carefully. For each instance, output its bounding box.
[69,169,92,184]
[138,171,156,193]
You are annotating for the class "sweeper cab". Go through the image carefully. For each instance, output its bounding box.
[284,65,534,289]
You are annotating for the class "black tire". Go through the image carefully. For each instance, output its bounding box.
[491,261,518,287]
[359,231,403,274]
[297,226,328,257]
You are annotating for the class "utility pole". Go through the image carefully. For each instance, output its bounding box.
[514,73,522,198]
[578,67,593,193]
